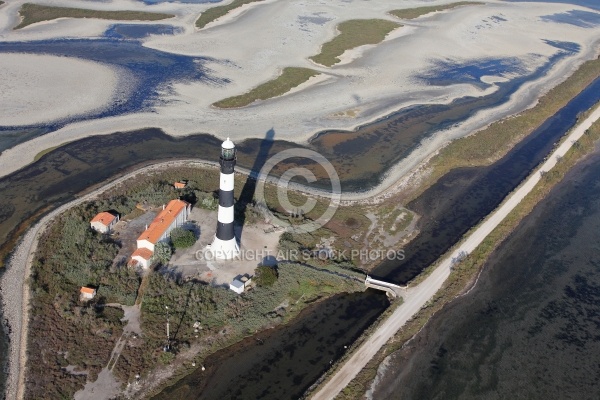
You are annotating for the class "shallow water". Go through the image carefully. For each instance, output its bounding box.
[153,291,388,400]
[0,39,228,151]
[372,139,600,400]
[0,27,575,159]
[0,75,599,400]
[104,24,182,39]
[311,46,574,191]
[372,76,600,285]
[153,78,600,400]
[509,0,600,11]
[541,9,600,28]
[416,57,527,88]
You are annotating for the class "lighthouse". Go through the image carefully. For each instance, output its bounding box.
[211,137,240,259]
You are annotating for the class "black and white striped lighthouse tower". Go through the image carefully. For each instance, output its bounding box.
[211,137,239,259]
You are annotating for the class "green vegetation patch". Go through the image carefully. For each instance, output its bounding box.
[254,264,279,287]
[15,3,175,30]
[170,227,196,249]
[196,0,265,29]
[154,241,172,264]
[27,207,139,398]
[389,1,482,20]
[213,67,320,108]
[33,143,69,162]
[121,262,362,386]
[310,19,401,67]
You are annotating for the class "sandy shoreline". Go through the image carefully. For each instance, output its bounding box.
[0,37,598,182]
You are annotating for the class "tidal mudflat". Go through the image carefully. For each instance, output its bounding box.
[1,0,599,181]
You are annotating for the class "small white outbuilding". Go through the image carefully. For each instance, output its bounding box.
[90,212,119,233]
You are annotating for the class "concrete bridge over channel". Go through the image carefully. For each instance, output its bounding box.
[364,275,406,298]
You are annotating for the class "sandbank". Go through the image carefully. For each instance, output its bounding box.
[0,1,596,181]
[0,53,122,126]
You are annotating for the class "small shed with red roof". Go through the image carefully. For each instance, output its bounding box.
[80,286,97,301]
[90,212,119,233]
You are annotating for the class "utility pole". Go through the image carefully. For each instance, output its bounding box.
[165,305,170,352]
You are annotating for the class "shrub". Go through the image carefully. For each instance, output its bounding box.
[158,351,175,365]
[170,228,196,249]
[196,191,218,210]
[154,242,172,264]
[254,265,278,287]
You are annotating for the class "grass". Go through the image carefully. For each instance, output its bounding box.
[325,110,600,400]
[310,19,401,67]
[389,1,482,20]
[405,55,600,203]
[33,143,70,162]
[26,206,139,398]
[15,3,175,29]
[139,261,364,397]
[386,209,413,233]
[213,67,320,108]
[196,0,264,29]
[256,176,416,272]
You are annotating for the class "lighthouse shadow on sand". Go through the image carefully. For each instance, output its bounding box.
[236,128,275,243]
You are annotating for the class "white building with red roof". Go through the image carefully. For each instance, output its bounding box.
[130,199,191,268]
[131,248,153,269]
[137,199,191,252]
[90,211,119,233]
[80,286,96,301]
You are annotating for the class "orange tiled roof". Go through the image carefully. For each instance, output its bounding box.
[80,287,95,295]
[132,247,153,261]
[91,212,116,226]
[174,182,186,189]
[137,200,189,245]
